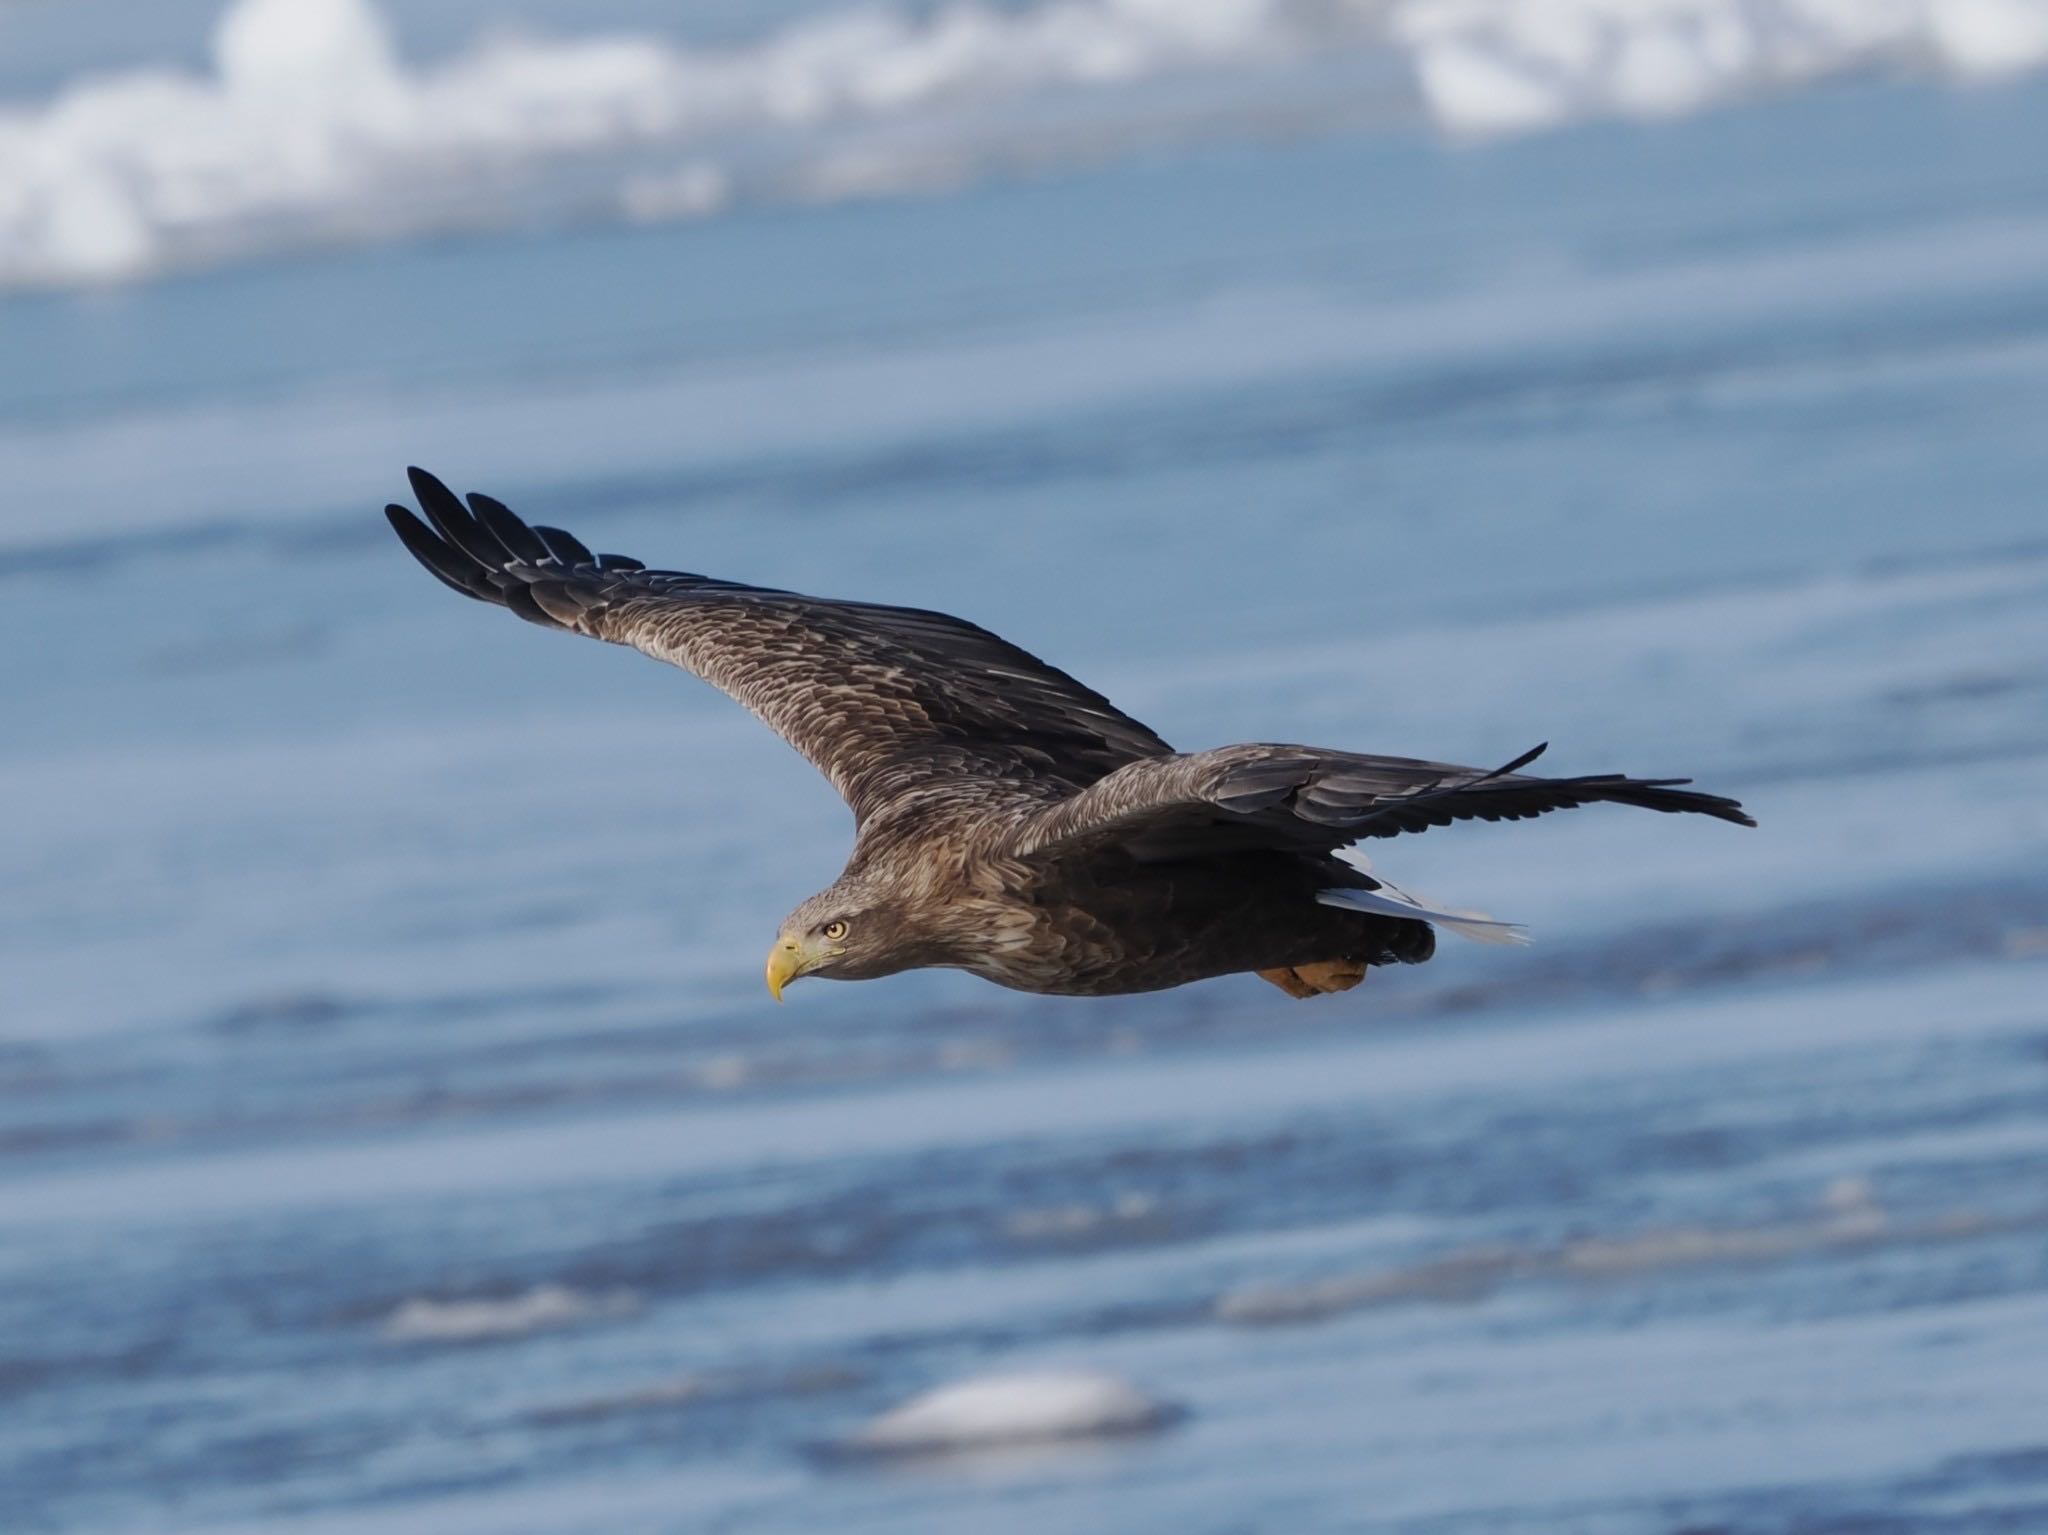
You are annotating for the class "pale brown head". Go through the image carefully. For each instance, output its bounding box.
[764,873,926,999]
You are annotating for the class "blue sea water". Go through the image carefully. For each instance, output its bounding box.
[4,12,2048,1533]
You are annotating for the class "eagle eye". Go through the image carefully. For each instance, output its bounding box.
[822,920,849,941]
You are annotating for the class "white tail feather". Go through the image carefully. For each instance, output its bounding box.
[1317,884,1531,947]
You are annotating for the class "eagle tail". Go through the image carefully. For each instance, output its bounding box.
[1318,879,1531,947]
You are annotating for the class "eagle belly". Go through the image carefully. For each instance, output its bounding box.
[964,854,1435,997]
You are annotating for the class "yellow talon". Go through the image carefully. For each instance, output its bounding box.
[1258,961,1367,998]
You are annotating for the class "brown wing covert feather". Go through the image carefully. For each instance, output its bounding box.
[386,469,1171,824]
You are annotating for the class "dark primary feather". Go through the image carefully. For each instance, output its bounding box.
[1008,741,1755,864]
[385,470,1172,825]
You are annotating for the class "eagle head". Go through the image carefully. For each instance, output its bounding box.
[765,875,917,998]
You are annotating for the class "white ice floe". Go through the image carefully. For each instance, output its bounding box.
[0,0,1329,290]
[12,0,2048,289]
[380,1283,638,1343]
[1394,0,2048,135]
[842,1369,1178,1456]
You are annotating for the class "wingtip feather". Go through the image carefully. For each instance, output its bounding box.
[386,502,494,600]
[466,491,551,566]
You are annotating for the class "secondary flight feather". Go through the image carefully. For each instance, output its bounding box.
[387,469,1753,1001]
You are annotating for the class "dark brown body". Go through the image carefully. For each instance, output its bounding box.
[964,852,1435,996]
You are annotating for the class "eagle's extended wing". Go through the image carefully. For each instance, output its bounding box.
[387,469,1170,824]
[1007,741,1753,863]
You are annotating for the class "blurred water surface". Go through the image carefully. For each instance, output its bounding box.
[3,10,2048,1533]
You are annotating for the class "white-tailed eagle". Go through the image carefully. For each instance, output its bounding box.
[387,469,1752,1000]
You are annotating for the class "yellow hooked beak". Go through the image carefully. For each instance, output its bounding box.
[765,937,811,1003]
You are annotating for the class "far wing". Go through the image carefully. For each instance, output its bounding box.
[1006,742,1753,863]
[387,469,1171,825]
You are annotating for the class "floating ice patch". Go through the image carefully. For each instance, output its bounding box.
[8,0,2048,287]
[1214,1180,2005,1326]
[1394,0,2048,135]
[838,1369,1180,1458]
[1006,1191,1162,1241]
[380,1283,638,1343]
[0,0,1350,290]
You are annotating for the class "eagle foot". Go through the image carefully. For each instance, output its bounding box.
[1258,960,1368,998]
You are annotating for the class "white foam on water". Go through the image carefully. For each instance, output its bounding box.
[843,1368,1177,1455]
[1394,0,2048,135]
